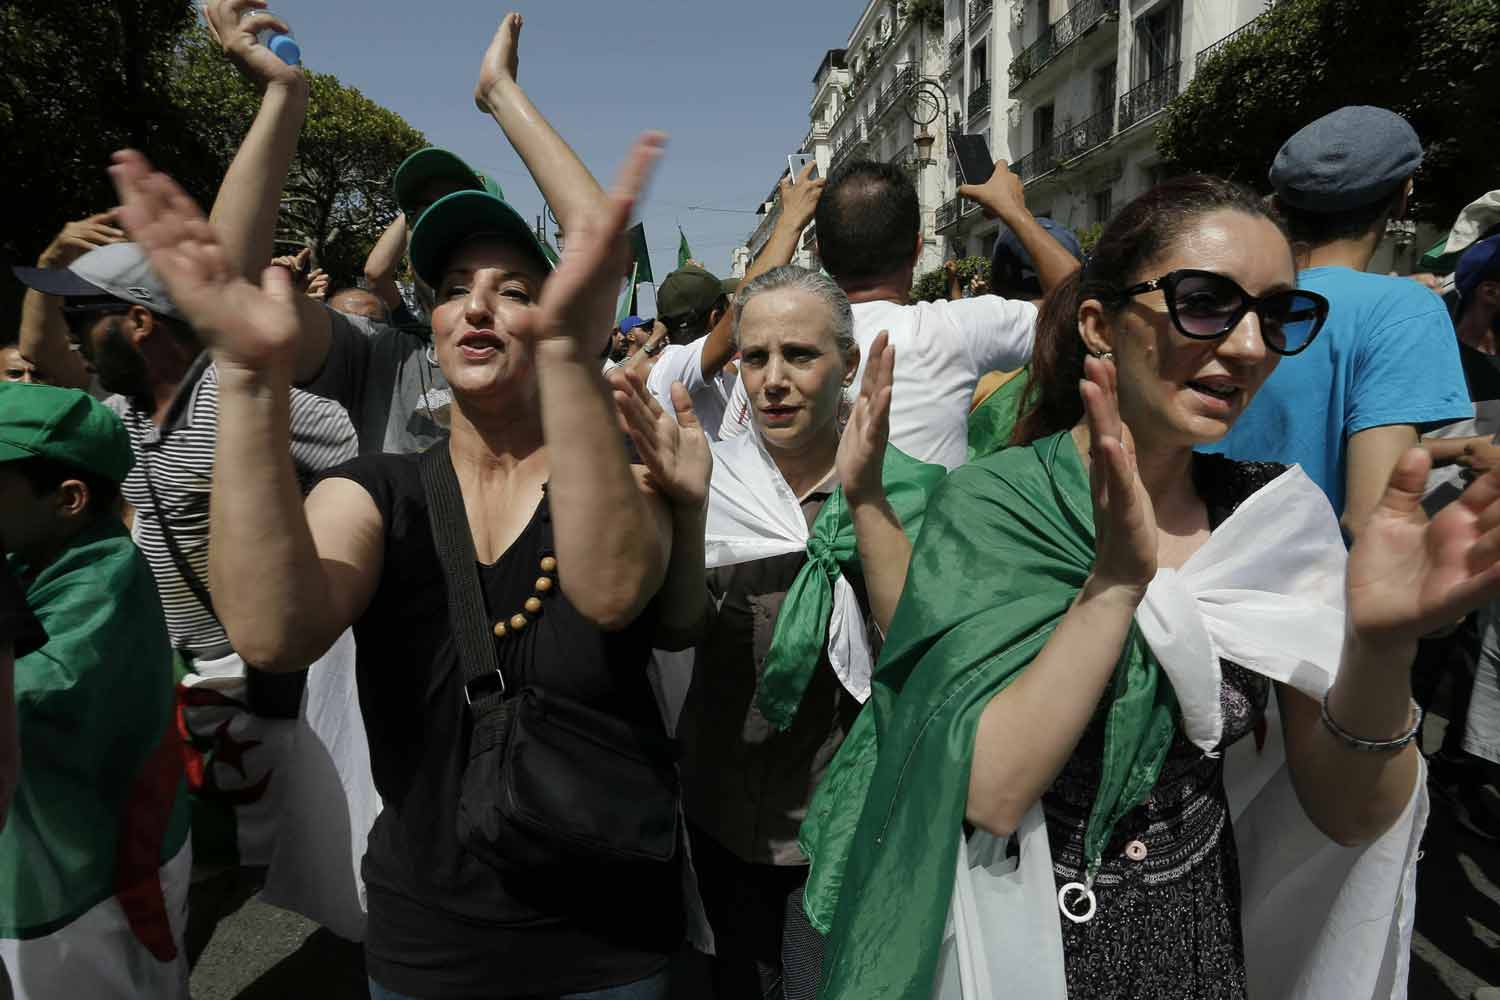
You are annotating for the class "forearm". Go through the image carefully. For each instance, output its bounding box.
[18,290,89,389]
[289,295,334,384]
[654,501,709,650]
[484,80,603,241]
[947,274,963,301]
[967,577,1141,835]
[363,215,408,310]
[998,208,1080,295]
[1342,426,1419,538]
[536,340,668,628]
[209,79,309,282]
[209,367,338,670]
[848,497,911,633]
[1281,632,1421,846]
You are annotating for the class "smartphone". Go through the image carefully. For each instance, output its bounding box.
[950,133,995,186]
[635,282,658,322]
[788,153,818,182]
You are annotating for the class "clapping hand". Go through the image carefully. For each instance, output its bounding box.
[109,150,303,377]
[202,0,304,90]
[474,11,523,113]
[837,331,893,506]
[1080,355,1157,591]
[609,368,712,509]
[1347,449,1500,645]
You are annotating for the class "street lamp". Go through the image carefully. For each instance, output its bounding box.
[906,78,950,168]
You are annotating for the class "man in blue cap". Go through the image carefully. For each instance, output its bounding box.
[1206,105,1470,537]
[0,383,191,999]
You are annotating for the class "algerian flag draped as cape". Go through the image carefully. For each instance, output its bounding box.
[801,430,1425,999]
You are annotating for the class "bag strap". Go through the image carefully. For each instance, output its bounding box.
[140,450,219,626]
[419,443,508,712]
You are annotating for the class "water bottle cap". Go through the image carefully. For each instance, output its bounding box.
[268,34,302,66]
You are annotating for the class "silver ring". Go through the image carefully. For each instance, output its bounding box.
[1057,881,1097,924]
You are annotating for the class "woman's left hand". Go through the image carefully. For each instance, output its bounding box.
[1347,447,1500,645]
[609,367,711,508]
[837,330,893,506]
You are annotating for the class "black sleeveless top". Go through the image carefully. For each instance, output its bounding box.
[322,453,682,999]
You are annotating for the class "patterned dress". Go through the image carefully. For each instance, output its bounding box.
[1041,455,1286,1000]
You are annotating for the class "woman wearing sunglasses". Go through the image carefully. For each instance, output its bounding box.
[801,176,1500,999]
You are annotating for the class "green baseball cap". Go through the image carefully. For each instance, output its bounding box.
[393,147,504,220]
[659,265,726,327]
[408,189,556,291]
[0,383,134,484]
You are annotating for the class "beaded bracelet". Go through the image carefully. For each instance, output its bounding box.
[1319,692,1424,753]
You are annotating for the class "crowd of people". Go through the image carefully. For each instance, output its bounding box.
[2,4,1499,1000]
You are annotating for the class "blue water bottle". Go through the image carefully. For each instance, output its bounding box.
[242,9,301,66]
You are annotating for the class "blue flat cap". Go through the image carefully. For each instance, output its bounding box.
[1270,106,1422,213]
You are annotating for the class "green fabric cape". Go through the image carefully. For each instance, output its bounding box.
[0,521,190,938]
[966,368,1031,462]
[800,430,1179,998]
[757,446,947,729]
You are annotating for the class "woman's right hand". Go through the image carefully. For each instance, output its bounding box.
[1080,354,1156,592]
[109,149,303,378]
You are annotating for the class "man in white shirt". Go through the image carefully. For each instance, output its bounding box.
[721,160,1079,470]
[647,265,736,439]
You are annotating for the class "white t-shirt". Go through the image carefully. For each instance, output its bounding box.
[646,337,737,441]
[719,295,1038,469]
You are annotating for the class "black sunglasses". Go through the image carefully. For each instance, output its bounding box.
[1107,269,1330,357]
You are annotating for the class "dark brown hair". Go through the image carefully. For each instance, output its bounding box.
[1011,175,1287,446]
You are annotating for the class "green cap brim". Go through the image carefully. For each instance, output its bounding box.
[393,148,503,217]
[409,189,554,290]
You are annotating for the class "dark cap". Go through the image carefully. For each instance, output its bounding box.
[1269,106,1423,213]
[990,218,1083,297]
[393,147,504,221]
[408,189,555,290]
[658,265,725,329]
[13,243,182,320]
[1456,236,1500,312]
[0,382,134,484]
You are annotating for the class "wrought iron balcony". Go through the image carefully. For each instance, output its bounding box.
[936,196,962,231]
[872,64,918,122]
[968,0,994,25]
[1013,142,1057,184]
[1054,106,1114,162]
[831,117,870,166]
[1195,14,1268,72]
[1117,63,1179,132]
[967,79,992,118]
[1008,0,1119,93]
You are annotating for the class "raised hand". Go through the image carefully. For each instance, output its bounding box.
[837,331,891,505]
[958,160,1026,222]
[474,11,523,113]
[515,133,664,355]
[38,211,126,268]
[1348,448,1500,644]
[778,162,825,231]
[202,0,304,90]
[305,268,329,301]
[108,150,303,376]
[1080,354,1157,590]
[270,247,311,289]
[609,368,712,508]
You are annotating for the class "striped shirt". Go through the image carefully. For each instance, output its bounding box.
[107,354,358,655]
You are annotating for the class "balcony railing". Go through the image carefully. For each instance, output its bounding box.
[936,196,962,230]
[1117,62,1180,132]
[1013,142,1057,184]
[831,117,870,166]
[1055,106,1114,161]
[967,79,992,118]
[949,33,965,62]
[1008,0,1119,93]
[1196,14,1268,72]
[968,0,994,25]
[872,64,918,122]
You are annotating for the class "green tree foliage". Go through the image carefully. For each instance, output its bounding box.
[910,255,990,302]
[1157,0,1500,227]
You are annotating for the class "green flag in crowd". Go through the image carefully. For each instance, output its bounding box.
[677,227,694,269]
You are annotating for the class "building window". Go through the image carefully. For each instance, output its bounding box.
[1032,103,1055,148]
[971,39,988,83]
[1134,1,1181,82]
[1093,187,1113,224]
[1094,61,1117,123]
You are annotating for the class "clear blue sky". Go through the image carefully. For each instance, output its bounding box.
[281,0,865,281]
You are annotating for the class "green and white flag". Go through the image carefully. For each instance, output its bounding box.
[677,227,694,269]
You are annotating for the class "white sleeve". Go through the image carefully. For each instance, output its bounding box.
[717,374,753,440]
[645,339,710,408]
[938,295,1040,375]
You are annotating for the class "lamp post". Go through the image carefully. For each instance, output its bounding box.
[906,78,951,168]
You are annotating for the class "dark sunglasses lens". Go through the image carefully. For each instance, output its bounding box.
[1260,292,1323,354]
[1171,273,1244,337]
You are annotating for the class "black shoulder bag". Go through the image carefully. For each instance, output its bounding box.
[419,444,679,873]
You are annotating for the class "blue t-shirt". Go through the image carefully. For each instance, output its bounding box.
[1206,266,1469,516]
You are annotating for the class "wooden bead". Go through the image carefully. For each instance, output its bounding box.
[492,621,507,638]
[524,597,543,614]
[510,613,529,632]
[540,556,558,573]
[535,576,554,593]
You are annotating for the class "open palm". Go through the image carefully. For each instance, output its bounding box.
[1080,355,1157,589]
[1347,448,1500,643]
[610,368,711,508]
[836,331,893,504]
[109,149,302,375]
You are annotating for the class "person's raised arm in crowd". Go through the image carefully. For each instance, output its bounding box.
[959,162,1081,296]
[362,213,408,313]
[17,211,127,390]
[944,259,963,301]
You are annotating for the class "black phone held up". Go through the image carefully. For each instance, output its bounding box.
[950,134,995,187]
